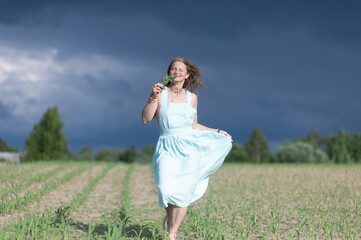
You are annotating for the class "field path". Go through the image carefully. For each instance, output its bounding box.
[28,164,103,212]
[130,165,160,222]
[71,164,126,223]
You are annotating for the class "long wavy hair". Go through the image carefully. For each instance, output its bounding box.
[167,57,205,93]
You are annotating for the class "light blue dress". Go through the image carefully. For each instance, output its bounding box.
[153,87,232,208]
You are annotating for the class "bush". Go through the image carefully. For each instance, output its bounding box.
[225,143,246,163]
[73,146,95,161]
[95,148,122,162]
[276,141,330,163]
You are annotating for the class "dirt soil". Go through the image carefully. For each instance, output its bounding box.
[70,164,126,223]
[0,165,103,228]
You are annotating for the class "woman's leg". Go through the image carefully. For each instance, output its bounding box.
[165,205,172,219]
[163,206,172,231]
[168,205,187,239]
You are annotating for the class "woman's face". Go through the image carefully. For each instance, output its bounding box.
[169,61,189,82]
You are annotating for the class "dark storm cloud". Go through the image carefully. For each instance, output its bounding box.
[0,102,13,119]
[0,1,360,152]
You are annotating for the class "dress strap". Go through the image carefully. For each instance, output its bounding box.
[159,87,168,118]
[162,87,168,103]
[186,90,192,105]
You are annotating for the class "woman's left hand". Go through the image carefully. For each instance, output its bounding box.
[218,130,232,141]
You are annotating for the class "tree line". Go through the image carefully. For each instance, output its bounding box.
[226,129,361,164]
[1,106,360,164]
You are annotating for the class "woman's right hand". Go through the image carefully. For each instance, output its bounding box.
[152,83,164,96]
[149,83,164,103]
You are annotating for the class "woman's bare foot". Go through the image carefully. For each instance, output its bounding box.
[169,232,177,240]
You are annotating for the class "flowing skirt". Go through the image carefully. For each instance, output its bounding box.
[153,127,232,208]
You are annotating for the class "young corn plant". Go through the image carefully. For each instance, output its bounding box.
[0,165,88,214]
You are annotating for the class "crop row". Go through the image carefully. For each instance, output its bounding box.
[0,163,88,214]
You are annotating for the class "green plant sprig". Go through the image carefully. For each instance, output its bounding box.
[160,74,176,87]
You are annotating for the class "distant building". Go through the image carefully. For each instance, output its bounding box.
[0,152,22,163]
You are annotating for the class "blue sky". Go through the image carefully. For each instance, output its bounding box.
[0,1,360,152]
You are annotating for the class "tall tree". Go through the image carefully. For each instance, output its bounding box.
[244,128,271,164]
[331,131,361,163]
[347,132,361,163]
[24,106,69,161]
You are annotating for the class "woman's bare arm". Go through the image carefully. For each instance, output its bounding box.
[142,83,163,124]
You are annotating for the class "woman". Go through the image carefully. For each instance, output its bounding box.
[142,57,232,240]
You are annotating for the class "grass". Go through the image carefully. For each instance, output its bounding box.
[0,162,360,239]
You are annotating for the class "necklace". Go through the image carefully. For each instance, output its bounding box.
[169,87,183,94]
[169,87,184,102]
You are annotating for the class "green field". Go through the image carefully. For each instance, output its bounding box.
[0,162,360,239]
